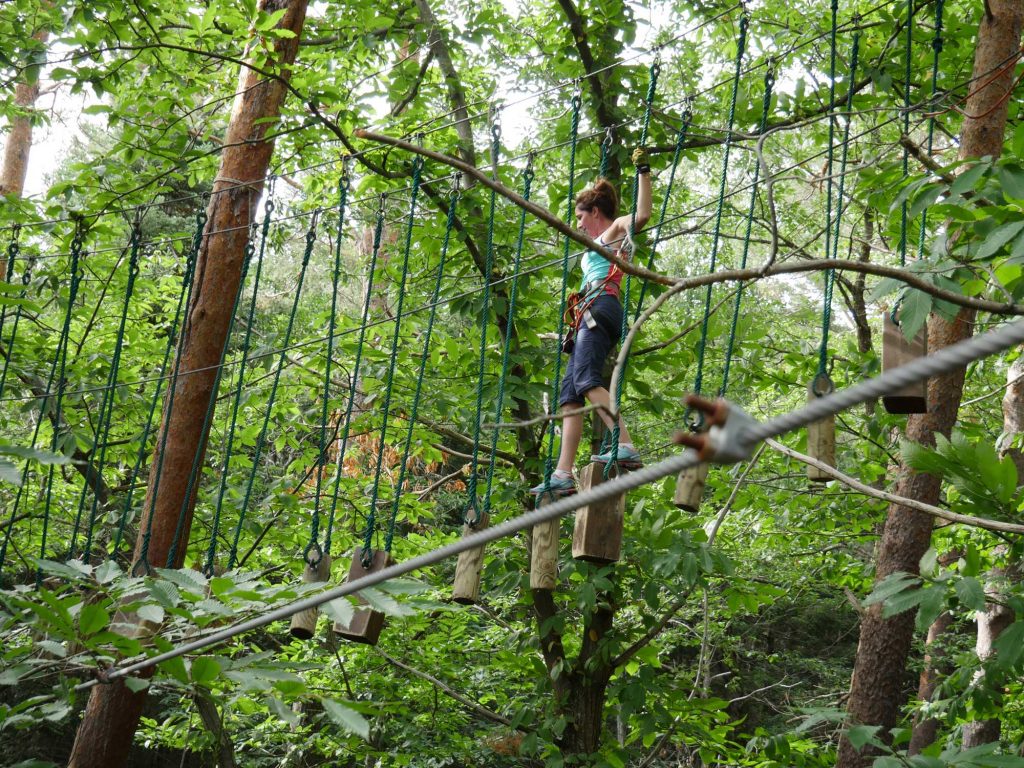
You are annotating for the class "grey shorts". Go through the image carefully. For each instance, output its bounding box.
[559,293,622,406]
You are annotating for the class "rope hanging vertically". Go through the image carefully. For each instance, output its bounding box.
[37,222,87,585]
[228,207,321,569]
[362,155,423,562]
[0,227,27,402]
[481,160,534,514]
[116,204,203,562]
[898,0,914,268]
[918,0,944,259]
[720,65,775,398]
[463,121,503,526]
[74,219,144,560]
[305,165,352,567]
[539,86,582,496]
[135,203,210,574]
[388,176,461,549]
[324,195,387,558]
[606,55,661,473]
[166,218,261,569]
[690,13,749,412]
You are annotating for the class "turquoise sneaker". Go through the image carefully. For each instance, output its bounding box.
[529,474,576,495]
[591,444,642,467]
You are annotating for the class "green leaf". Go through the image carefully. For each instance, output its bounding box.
[949,162,989,199]
[321,598,354,627]
[976,220,1024,261]
[136,603,164,625]
[124,677,150,693]
[0,457,21,485]
[322,699,370,739]
[845,724,881,750]
[955,577,987,611]
[190,656,221,686]
[79,603,110,635]
[999,163,1024,199]
[898,290,931,342]
[0,444,72,464]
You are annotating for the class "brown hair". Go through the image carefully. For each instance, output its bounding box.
[575,178,618,220]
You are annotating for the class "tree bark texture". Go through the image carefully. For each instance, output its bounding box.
[0,21,50,278]
[837,3,1024,766]
[67,3,309,766]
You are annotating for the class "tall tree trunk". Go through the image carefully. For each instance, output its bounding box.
[0,21,50,278]
[66,3,309,766]
[961,357,1024,748]
[837,2,1024,766]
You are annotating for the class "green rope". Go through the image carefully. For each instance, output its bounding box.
[0,228,26,401]
[481,161,533,515]
[136,204,209,574]
[599,128,613,178]
[305,167,351,566]
[228,208,321,569]
[539,88,582,498]
[464,123,502,525]
[0,225,20,346]
[918,0,944,259]
[633,103,692,323]
[363,156,423,561]
[816,0,841,380]
[73,220,143,560]
[38,224,87,584]
[720,66,775,398]
[606,56,661,474]
[324,196,387,558]
[119,205,203,564]
[166,221,260,569]
[691,14,748,408]
[899,0,914,268]
[205,188,275,575]
[388,177,461,550]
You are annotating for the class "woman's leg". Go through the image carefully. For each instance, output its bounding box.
[556,407,584,473]
[583,385,632,445]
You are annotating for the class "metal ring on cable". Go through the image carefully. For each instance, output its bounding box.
[683,406,706,433]
[303,541,323,568]
[811,372,835,398]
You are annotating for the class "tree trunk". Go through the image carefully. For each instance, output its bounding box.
[66,3,309,766]
[0,21,50,277]
[837,2,1024,765]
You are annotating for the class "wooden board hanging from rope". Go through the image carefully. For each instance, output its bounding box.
[674,461,709,512]
[573,462,624,563]
[882,310,928,414]
[530,494,560,590]
[333,547,393,645]
[289,552,332,640]
[806,375,836,483]
[452,512,489,604]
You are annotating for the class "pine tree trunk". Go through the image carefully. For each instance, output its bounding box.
[66,3,309,766]
[837,2,1024,765]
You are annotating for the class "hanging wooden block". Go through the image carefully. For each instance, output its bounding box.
[530,494,560,591]
[882,310,928,414]
[572,463,624,564]
[806,376,836,484]
[289,552,332,640]
[451,512,490,605]
[333,547,393,645]
[673,461,709,512]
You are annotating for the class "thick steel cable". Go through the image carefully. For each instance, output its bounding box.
[80,316,1024,688]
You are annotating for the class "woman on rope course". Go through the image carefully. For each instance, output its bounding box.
[530,147,652,496]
